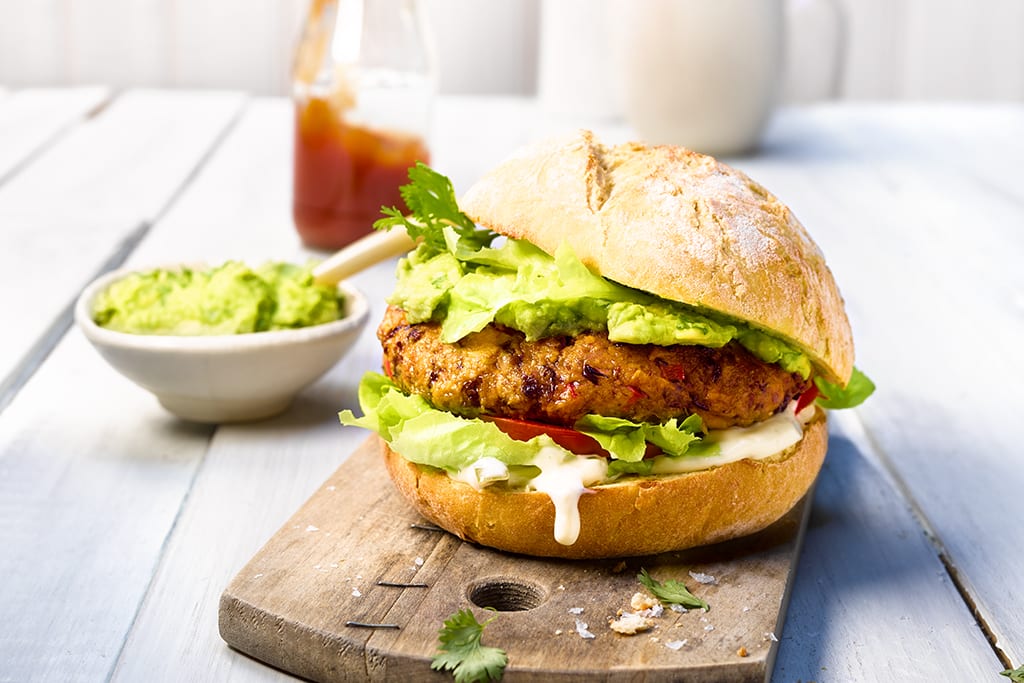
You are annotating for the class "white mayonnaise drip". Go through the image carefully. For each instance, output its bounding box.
[526,446,608,545]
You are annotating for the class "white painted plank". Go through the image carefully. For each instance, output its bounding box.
[0,89,245,226]
[61,98,387,679]
[0,89,246,393]
[740,107,1024,666]
[122,97,301,268]
[774,413,998,680]
[0,90,252,682]
[0,87,109,182]
[0,330,216,682]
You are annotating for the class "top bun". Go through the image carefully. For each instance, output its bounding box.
[460,130,854,384]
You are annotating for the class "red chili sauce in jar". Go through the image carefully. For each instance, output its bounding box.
[292,96,429,250]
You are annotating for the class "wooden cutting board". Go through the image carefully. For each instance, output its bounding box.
[219,437,811,682]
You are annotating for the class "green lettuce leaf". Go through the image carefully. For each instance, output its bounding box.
[340,373,544,471]
[339,374,713,472]
[606,459,655,477]
[575,414,705,462]
[814,367,876,409]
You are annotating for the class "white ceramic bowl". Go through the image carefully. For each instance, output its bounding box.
[75,266,370,423]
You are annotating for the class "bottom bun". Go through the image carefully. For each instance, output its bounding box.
[381,411,828,559]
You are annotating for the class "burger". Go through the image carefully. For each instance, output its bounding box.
[340,130,872,559]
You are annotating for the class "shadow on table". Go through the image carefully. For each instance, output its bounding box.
[772,429,952,680]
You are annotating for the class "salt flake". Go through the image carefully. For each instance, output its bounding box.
[575,619,596,639]
[688,570,717,585]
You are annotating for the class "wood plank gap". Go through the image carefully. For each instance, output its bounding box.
[107,420,216,683]
[837,410,1012,670]
[0,220,149,416]
[0,90,114,189]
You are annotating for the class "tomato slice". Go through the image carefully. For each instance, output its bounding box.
[484,416,661,459]
[485,416,607,456]
[795,385,820,414]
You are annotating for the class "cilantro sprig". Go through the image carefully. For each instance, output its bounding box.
[1002,663,1024,682]
[431,608,508,683]
[638,568,709,611]
[375,162,495,252]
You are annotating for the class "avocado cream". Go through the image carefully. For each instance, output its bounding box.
[389,235,812,377]
[92,261,343,335]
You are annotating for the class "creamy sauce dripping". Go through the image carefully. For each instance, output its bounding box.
[527,447,608,545]
[446,402,814,546]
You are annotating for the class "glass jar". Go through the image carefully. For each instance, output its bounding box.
[292,0,435,250]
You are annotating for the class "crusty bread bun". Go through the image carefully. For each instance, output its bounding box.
[358,131,854,559]
[381,411,827,559]
[460,130,854,385]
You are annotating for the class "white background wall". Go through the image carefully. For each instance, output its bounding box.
[0,0,1022,103]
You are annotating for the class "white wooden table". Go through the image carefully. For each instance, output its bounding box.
[1,89,1021,682]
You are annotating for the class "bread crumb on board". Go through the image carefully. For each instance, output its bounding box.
[630,592,659,611]
[737,646,749,657]
[609,612,654,635]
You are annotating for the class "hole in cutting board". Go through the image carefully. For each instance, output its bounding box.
[468,577,546,612]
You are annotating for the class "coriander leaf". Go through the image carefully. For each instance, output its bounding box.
[814,366,876,410]
[637,568,709,611]
[374,162,495,252]
[1002,664,1024,682]
[431,608,508,683]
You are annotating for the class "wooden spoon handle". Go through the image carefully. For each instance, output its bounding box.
[312,229,416,286]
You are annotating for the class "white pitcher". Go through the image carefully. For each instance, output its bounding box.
[607,0,785,156]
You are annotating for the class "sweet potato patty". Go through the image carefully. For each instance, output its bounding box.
[379,306,810,430]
